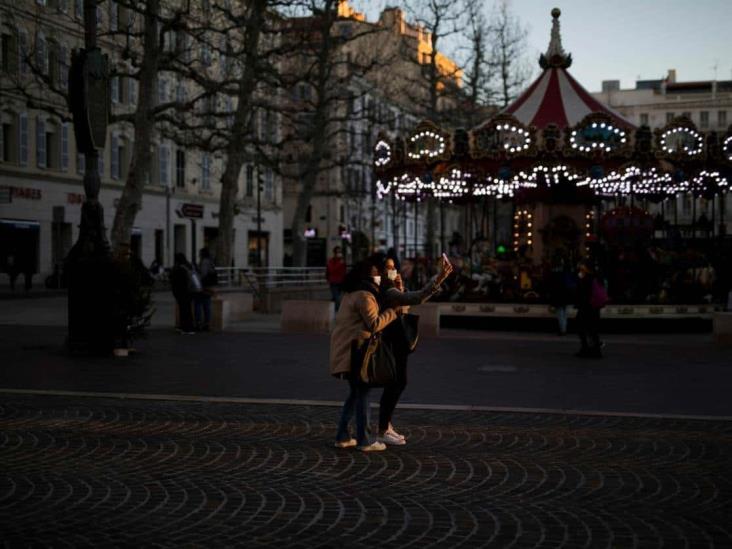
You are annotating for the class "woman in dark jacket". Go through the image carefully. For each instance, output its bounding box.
[375,254,453,445]
[170,253,195,335]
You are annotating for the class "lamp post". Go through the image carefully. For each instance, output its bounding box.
[65,0,114,353]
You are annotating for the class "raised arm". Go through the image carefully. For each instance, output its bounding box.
[383,278,442,307]
[357,293,397,334]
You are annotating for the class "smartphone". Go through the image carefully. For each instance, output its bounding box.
[441,252,451,267]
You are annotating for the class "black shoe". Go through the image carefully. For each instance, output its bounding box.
[575,349,591,358]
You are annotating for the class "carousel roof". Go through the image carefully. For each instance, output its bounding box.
[501,8,635,131]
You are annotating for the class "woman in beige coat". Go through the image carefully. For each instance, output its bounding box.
[330,260,397,452]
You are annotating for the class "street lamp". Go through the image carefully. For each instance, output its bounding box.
[65,0,114,353]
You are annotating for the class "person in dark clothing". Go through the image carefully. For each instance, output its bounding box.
[548,256,576,336]
[375,253,453,445]
[575,261,603,358]
[170,253,195,335]
[194,247,216,331]
[326,246,347,311]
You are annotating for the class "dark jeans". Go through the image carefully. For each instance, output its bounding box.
[176,295,194,332]
[379,352,408,432]
[330,284,342,311]
[576,307,601,353]
[336,376,372,446]
[194,293,212,329]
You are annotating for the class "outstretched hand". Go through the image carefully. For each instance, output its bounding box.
[437,256,454,284]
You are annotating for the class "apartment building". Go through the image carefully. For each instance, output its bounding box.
[281,1,465,265]
[0,0,284,283]
[593,70,732,231]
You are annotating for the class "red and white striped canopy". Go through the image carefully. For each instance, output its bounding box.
[499,8,635,131]
[502,67,634,130]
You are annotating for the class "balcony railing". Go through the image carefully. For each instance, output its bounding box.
[215,266,326,292]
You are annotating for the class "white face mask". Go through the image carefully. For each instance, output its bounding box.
[372,276,382,286]
[387,269,398,281]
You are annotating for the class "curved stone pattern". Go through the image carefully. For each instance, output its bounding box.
[0,395,731,547]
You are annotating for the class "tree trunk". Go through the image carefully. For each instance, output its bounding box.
[110,0,160,256]
[214,0,267,267]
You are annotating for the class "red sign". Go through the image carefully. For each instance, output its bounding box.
[181,203,204,219]
[67,193,85,204]
[10,186,42,200]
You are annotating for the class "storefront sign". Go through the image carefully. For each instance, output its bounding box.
[181,203,204,219]
[10,186,42,200]
[67,193,85,204]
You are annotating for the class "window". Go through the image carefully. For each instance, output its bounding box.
[111,76,120,103]
[19,112,28,166]
[719,111,727,127]
[1,32,18,74]
[111,134,120,179]
[58,0,68,13]
[224,96,233,128]
[639,113,649,126]
[245,165,253,197]
[128,77,137,105]
[175,150,185,188]
[1,118,12,162]
[264,168,273,201]
[36,32,48,75]
[158,77,167,103]
[74,0,82,19]
[59,45,68,90]
[175,77,186,103]
[110,1,118,31]
[201,154,211,190]
[36,116,46,168]
[47,40,59,87]
[18,30,28,74]
[61,123,69,171]
[201,43,211,66]
[666,112,675,124]
[158,144,169,186]
[700,111,709,129]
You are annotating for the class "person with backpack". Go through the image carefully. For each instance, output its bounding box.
[194,247,217,331]
[574,260,608,358]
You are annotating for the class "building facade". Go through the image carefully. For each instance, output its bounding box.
[593,70,732,232]
[0,0,284,285]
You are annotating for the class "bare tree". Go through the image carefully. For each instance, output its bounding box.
[487,0,531,108]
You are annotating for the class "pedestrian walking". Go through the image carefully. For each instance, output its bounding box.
[326,246,347,311]
[549,255,576,336]
[170,253,197,335]
[575,261,607,358]
[194,247,217,331]
[330,260,397,452]
[375,253,453,446]
[5,254,18,292]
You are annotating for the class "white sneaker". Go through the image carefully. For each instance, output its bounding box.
[388,428,406,441]
[357,441,386,452]
[379,430,406,446]
[334,438,357,449]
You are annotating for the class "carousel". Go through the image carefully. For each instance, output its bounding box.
[373,8,732,304]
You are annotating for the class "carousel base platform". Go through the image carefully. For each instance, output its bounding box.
[412,302,719,335]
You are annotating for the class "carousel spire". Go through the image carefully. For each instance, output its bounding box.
[539,8,572,69]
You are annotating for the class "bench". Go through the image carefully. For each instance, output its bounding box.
[713,312,732,344]
[280,300,334,334]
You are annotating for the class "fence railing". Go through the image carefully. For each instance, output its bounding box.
[215,267,326,292]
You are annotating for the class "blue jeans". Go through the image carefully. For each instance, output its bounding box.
[336,376,372,446]
[194,293,212,328]
[556,305,568,334]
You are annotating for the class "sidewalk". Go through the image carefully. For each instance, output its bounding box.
[0,392,730,547]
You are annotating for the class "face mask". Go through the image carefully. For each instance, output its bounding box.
[578,271,585,278]
[372,276,382,286]
[387,269,398,281]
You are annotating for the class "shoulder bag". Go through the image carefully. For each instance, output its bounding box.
[352,333,397,387]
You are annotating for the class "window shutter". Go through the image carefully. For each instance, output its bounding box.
[159,144,169,186]
[111,134,119,179]
[128,77,137,105]
[59,45,68,90]
[36,116,46,168]
[61,123,69,171]
[110,1,118,31]
[19,31,28,74]
[36,34,47,74]
[111,76,119,103]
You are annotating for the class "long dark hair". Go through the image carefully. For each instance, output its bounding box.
[342,260,376,293]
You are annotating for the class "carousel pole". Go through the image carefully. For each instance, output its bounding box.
[440,200,445,253]
[414,199,419,258]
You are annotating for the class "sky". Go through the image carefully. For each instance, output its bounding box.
[350,0,732,92]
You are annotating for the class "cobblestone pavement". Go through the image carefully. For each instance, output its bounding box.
[1,394,730,548]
